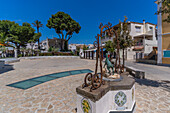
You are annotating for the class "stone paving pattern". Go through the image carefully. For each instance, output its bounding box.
[0,58,169,113]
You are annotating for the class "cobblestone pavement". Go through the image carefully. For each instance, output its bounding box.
[0,58,169,113]
[126,60,170,80]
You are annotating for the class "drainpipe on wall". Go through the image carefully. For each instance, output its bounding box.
[157,1,162,64]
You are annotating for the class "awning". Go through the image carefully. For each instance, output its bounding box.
[0,43,6,46]
[133,46,144,50]
[0,42,13,47]
[134,34,152,38]
[84,49,97,52]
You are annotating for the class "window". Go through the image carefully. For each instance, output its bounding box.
[149,27,153,30]
[135,26,141,33]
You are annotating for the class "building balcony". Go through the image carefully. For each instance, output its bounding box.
[146,30,153,35]
[135,42,143,46]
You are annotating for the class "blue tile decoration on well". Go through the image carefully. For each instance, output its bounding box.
[115,91,127,107]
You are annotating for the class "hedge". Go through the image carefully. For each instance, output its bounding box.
[39,52,74,56]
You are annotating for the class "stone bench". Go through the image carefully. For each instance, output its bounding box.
[125,66,145,79]
[0,60,5,69]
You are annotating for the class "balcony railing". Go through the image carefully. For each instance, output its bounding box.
[135,42,143,46]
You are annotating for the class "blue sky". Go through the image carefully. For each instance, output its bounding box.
[0,0,157,44]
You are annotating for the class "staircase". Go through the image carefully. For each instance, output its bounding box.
[145,47,157,60]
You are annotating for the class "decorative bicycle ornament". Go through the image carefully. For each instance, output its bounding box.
[82,22,123,91]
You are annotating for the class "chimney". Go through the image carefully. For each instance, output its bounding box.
[143,20,146,34]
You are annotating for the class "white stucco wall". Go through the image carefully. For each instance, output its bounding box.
[26,43,38,50]
[77,84,135,113]
[40,39,48,51]
[68,45,77,52]
[144,39,157,54]
[127,51,136,60]
[101,36,114,44]
[129,23,144,38]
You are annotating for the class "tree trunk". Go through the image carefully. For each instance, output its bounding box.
[37,28,40,56]
[15,45,20,58]
[60,39,64,51]
[31,45,34,56]
[123,48,125,68]
[37,28,40,49]
[38,39,40,49]
[64,40,68,51]
[37,38,40,56]
[14,49,17,58]
[17,46,20,57]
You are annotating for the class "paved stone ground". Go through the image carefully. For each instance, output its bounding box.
[126,60,170,113]
[126,60,170,80]
[134,77,170,113]
[0,58,169,113]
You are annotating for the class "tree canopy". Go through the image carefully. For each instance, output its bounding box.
[162,0,170,22]
[46,12,81,50]
[116,16,133,50]
[157,0,170,23]
[114,16,134,67]
[83,44,88,50]
[7,22,37,48]
[0,20,15,43]
[32,20,43,33]
[0,20,41,57]
[105,41,115,53]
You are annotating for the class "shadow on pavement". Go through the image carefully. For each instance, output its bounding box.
[0,64,14,74]
[135,78,170,92]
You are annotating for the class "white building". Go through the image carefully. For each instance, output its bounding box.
[68,44,77,53]
[26,43,38,50]
[40,37,64,52]
[88,44,95,49]
[40,39,48,52]
[68,44,94,52]
[101,20,157,60]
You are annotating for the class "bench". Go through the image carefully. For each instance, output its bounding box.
[0,60,5,69]
[125,66,145,79]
